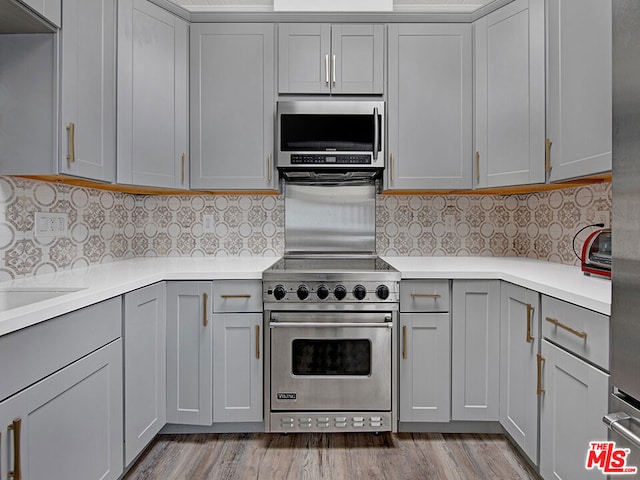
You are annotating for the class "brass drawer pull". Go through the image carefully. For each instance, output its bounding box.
[526,303,535,344]
[411,293,441,299]
[256,325,260,359]
[390,153,394,182]
[545,316,587,339]
[267,154,272,182]
[402,325,407,360]
[545,138,553,173]
[8,418,22,480]
[66,122,75,163]
[220,294,252,299]
[203,293,208,327]
[181,152,186,184]
[537,354,545,396]
[475,151,480,183]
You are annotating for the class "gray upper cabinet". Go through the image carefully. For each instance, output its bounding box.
[117,0,189,189]
[19,0,61,27]
[190,23,276,190]
[474,0,545,188]
[387,23,472,190]
[278,23,384,95]
[546,0,612,182]
[59,0,117,182]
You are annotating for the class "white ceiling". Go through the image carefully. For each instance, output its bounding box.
[167,0,497,13]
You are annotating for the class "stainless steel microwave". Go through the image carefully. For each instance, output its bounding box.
[276,101,385,173]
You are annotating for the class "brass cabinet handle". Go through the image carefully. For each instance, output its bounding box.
[390,153,394,182]
[256,325,260,359]
[402,325,407,360]
[181,152,186,184]
[220,294,251,299]
[411,293,441,299]
[332,54,336,85]
[203,293,208,327]
[545,138,553,173]
[325,54,330,85]
[537,353,545,396]
[545,316,587,339]
[526,303,535,344]
[475,151,480,183]
[267,154,272,182]
[66,122,75,163]
[8,418,22,480]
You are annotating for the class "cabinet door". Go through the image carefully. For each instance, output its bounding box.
[0,341,123,480]
[117,0,189,189]
[474,0,545,188]
[124,282,167,466]
[388,24,472,190]
[331,24,384,95]
[19,0,61,27]
[213,313,263,423]
[278,23,331,94]
[0,393,28,480]
[500,282,540,465]
[399,312,450,422]
[546,0,612,181]
[191,23,275,190]
[452,280,500,421]
[166,281,213,426]
[539,340,609,480]
[59,0,116,182]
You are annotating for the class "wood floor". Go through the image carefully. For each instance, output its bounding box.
[124,432,540,480]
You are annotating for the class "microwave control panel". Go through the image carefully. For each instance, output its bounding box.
[290,154,371,165]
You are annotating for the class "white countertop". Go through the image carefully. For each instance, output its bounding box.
[382,256,611,315]
[0,257,280,337]
[0,255,611,337]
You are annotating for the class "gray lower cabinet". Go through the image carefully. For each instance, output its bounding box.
[399,280,451,423]
[18,0,61,27]
[451,280,500,421]
[213,313,263,423]
[387,23,472,190]
[166,281,213,426]
[0,297,123,480]
[278,23,384,95]
[499,282,540,466]
[59,0,117,182]
[0,340,123,480]
[117,0,189,189]
[190,23,275,190]
[539,340,609,480]
[474,0,545,188]
[124,282,167,466]
[546,0,612,181]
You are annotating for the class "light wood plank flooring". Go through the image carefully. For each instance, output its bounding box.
[124,433,540,479]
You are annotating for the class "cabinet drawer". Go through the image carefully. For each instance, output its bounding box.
[213,280,262,313]
[0,297,122,402]
[542,295,609,370]
[400,280,450,312]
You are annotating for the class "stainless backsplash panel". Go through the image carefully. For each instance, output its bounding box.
[284,183,376,254]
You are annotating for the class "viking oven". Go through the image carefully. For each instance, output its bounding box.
[262,182,400,433]
[263,255,399,433]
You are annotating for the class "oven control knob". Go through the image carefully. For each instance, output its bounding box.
[376,285,390,300]
[334,285,347,300]
[316,285,329,300]
[296,285,309,300]
[273,285,286,301]
[353,285,367,300]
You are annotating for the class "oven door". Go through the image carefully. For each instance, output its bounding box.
[269,311,392,412]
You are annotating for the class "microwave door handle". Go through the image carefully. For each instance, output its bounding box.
[373,107,379,161]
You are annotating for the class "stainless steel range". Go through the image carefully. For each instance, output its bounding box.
[262,182,400,433]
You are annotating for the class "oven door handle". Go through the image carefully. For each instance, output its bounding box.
[270,322,392,329]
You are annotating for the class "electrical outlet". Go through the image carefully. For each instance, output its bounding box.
[202,214,215,233]
[34,212,68,239]
[595,210,610,227]
[444,214,456,230]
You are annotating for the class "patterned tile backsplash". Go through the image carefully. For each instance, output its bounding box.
[0,176,611,280]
